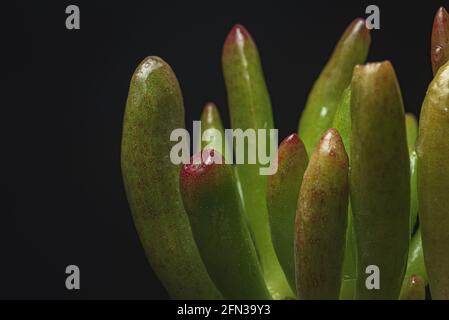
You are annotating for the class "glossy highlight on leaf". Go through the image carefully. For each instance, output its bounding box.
[405,113,419,233]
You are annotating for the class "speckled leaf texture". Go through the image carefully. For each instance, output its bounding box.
[121,57,222,299]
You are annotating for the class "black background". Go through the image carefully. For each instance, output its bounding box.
[2,0,445,299]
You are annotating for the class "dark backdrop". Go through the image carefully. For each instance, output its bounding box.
[3,0,444,299]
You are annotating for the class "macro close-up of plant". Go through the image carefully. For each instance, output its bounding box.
[120,7,449,300]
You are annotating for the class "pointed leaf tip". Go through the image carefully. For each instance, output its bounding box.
[343,18,371,45]
[277,133,307,164]
[201,102,221,123]
[432,6,449,75]
[223,24,256,53]
[283,133,300,145]
[204,101,218,112]
[180,150,225,188]
[318,128,346,159]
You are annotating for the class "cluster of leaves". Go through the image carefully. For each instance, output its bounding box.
[121,8,449,300]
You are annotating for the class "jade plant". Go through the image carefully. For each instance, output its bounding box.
[121,7,449,300]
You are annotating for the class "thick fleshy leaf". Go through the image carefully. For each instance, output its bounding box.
[417,60,449,300]
[350,61,410,300]
[180,151,271,300]
[295,129,349,300]
[267,133,308,293]
[121,57,222,299]
[222,24,292,299]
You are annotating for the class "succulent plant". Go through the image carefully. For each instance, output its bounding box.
[121,7,449,300]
